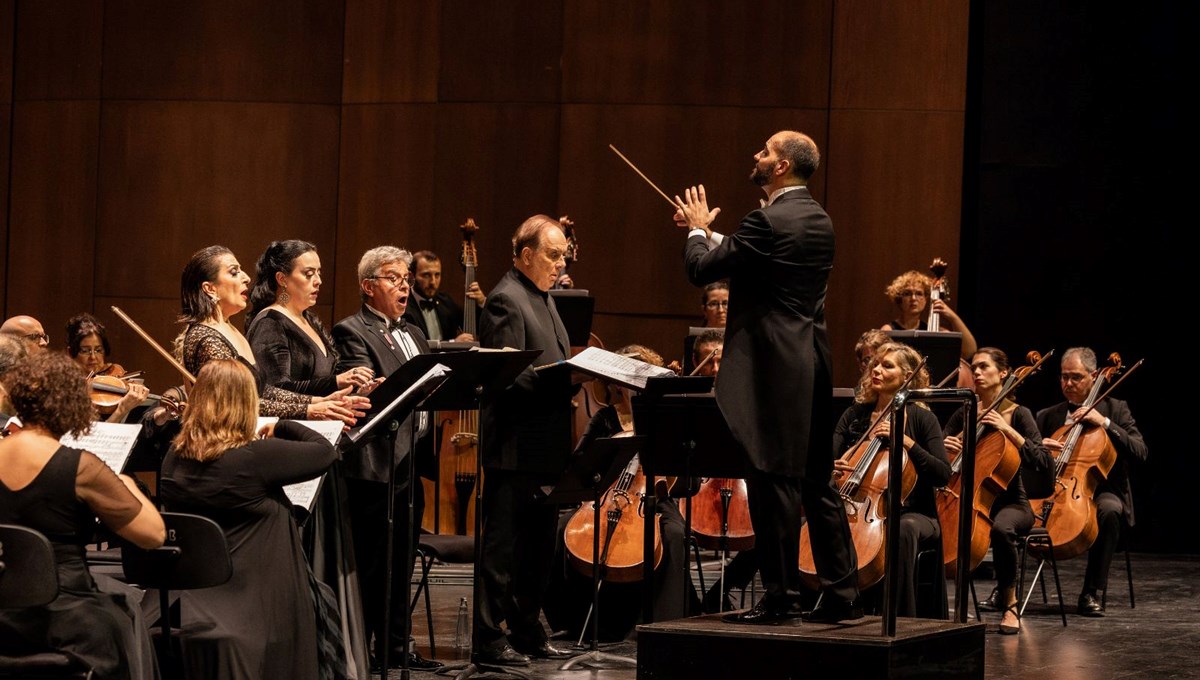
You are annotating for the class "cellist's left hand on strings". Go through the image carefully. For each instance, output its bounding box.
[674,184,721,238]
[1068,407,1107,428]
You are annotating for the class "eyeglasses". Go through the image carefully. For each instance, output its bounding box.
[24,332,50,343]
[1060,372,1090,384]
[369,273,413,287]
[705,300,729,309]
[899,290,926,299]
[77,347,105,356]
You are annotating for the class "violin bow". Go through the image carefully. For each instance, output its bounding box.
[1067,358,1144,427]
[689,347,720,377]
[110,306,197,385]
[979,349,1054,421]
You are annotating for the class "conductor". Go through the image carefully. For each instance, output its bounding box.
[675,130,862,624]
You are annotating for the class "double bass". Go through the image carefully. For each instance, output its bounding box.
[426,219,482,535]
[937,350,1051,576]
[797,362,924,589]
[1030,354,1136,560]
[927,257,950,332]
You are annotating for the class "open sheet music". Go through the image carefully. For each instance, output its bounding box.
[563,346,676,392]
[256,419,345,512]
[60,422,142,475]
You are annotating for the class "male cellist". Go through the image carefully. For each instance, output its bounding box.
[1035,347,1148,617]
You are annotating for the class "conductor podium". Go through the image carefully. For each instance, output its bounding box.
[630,380,985,680]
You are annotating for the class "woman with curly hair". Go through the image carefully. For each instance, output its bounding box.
[0,352,165,679]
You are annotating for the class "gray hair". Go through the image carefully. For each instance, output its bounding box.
[1062,347,1097,372]
[0,334,29,380]
[357,246,413,301]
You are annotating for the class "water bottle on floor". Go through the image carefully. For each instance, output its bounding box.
[454,597,471,659]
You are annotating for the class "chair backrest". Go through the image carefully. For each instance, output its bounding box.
[0,524,59,609]
[121,512,231,590]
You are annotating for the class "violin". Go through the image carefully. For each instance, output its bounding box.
[927,257,949,332]
[424,218,482,535]
[798,361,926,590]
[88,374,173,417]
[1030,354,1141,560]
[563,431,663,583]
[936,350,1051,576]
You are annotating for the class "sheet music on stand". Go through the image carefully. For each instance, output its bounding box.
[256,418,346,512]
[60,422,141,475]
[558,346,675,391]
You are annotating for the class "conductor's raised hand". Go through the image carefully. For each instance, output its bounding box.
[674,184,721,238]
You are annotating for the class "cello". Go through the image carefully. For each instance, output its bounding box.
[797,358,925,590]
[937,350,1052,576]
[1029,354,1139,560]
[425,219,482,535]
[563,431,664,583]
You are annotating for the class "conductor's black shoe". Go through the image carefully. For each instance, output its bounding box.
[802,598,865,624]
[513,641,573,660]
[475,644,531,667]
[978,587,1001,612]
[1077,592,1105,617]
[722,600,803,625]
[404,652,443,670]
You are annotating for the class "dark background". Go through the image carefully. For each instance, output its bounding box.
[0,2,1188,552]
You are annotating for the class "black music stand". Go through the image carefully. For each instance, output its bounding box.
[548,289,594,347]
[344,358,453,679]
[425,349,542,680]
[544,435,643,670]
[631,380,744,622]
[883,329,962,385]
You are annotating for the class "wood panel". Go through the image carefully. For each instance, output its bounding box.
[831,0,969,111]
[95,101,342,300]
[1,0,14,101]
[824,109,965,386]
[438,0,563,103]
[430,104,561,296]
[563,0,833,107]
[13,0,102,100]
[334,103,438,320]
[0,103,9,317]
[6,101,99,329]
[342,0,440,103]
[558,104,827,319]
[102,0,344,103]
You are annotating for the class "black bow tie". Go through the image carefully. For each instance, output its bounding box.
[388,319,407,332]
[418,299,438,312]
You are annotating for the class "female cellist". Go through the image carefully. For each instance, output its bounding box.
[65,313,151,423]
[943,347,1051,634]
[545,344,699,641]
[820,341,950,617]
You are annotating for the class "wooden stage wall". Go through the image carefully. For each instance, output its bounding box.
[0,0,969,390]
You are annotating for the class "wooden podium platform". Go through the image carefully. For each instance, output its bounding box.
[635,613,984,679]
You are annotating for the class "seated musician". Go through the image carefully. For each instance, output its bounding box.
[944,348,1051,634]
[836,341,950,617]
[65,313,151,424]
[0,314,51,350]
[700,281,728,328]
[1035,347,1147,617]
[544,344,699,640]
[879,270,976,387]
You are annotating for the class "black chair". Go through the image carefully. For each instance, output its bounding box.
[0,524,95,679]
[411,533,475,657]
[1016,527,1068,626]
[120,512,232,672]
[915,546,949,620]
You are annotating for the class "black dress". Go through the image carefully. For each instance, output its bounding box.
[247,309,369,677]
[160,421,336,680]
[180,323,310,418]
[0,446,158,680]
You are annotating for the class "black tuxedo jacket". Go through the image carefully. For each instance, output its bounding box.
[332,305,431,483]
[1035,398,1148,525]
[404,290,468,341]
[478,267,573,474]
[684,187,835,479]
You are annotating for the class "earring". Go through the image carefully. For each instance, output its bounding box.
[279,286,290,305]
[208,293,219,304]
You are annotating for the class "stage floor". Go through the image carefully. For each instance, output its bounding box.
[397,552,1198,680]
